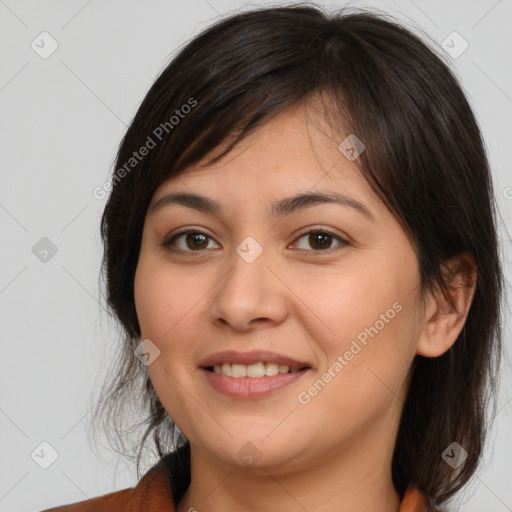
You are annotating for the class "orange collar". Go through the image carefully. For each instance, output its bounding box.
[399,485,430,512]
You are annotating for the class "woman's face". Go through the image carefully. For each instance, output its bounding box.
[134,101,427,474]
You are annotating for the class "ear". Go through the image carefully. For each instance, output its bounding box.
[416,252,477,358]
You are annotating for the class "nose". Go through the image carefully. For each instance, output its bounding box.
[209,241,289,332]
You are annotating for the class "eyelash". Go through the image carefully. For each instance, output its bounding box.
[161,227,348,255]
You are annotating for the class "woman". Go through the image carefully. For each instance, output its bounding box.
[43,3,503,511]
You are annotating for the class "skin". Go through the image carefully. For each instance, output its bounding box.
[134,99,476,512]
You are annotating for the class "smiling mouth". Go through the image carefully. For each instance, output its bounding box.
[204,362,310,378]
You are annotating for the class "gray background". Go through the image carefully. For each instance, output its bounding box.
[0,0,511,511]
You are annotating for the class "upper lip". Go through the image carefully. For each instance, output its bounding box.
[199,350,311,369]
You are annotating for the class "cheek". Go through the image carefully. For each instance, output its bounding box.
[134,253,200,342]
[133,253,211,389]
[296,297,418,449]
[297,260,415,359]
[134,257,206,433]
[297,249,421,412]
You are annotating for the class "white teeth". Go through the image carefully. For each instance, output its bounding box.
[211,362,303,378]
[247,362,265,377]
[265,363,279,376]
[231,364,246,378]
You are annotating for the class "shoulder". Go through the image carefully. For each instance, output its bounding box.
[399,485,433,512]
[39,455,177,512]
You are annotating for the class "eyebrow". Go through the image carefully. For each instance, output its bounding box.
[149,191,374,220]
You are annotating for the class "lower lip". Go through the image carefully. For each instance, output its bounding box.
[200,368,310,399]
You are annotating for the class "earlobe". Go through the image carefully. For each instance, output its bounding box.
[416,252,477,358]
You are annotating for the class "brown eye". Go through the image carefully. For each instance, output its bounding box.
[184,232,209,250]
[164,230,220,252]
[293,229,347,252]
[308,232,333,250]
[163,228,347,254]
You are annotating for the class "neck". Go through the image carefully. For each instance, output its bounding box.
[176,420,402,512]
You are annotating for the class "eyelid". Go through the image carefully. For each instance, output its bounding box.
[291,225,348,252]
[162,226,219,251]
[162,226,349,253]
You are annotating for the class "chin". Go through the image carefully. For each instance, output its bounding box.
[199,431,308,473]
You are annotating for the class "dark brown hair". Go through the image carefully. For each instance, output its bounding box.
[91,4,504,509]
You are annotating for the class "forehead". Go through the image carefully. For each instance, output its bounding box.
[152,101,376,209]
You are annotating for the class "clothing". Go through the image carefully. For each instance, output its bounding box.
[41,449,430,512]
